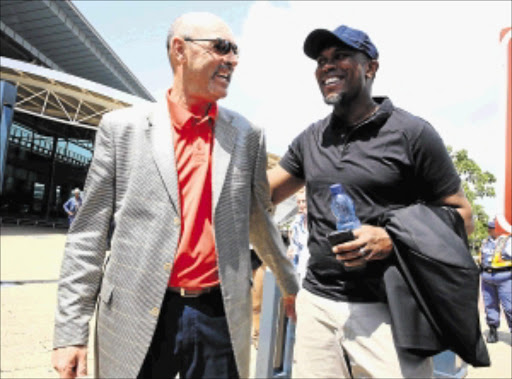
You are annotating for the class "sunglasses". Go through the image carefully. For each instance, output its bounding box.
[184,37,239,56]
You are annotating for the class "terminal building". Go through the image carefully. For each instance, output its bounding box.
[0,0,154,225]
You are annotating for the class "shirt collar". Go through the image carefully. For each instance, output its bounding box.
[329,97,393,132]
[167,88,218,130]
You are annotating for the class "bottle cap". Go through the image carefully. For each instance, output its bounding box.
[330,184,343,195]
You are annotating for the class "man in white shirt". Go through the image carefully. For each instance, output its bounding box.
[288,190,310,284]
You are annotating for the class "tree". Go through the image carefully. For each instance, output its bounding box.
[447,146,496,254]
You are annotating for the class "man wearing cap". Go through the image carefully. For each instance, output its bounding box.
[479,220,512,343]
[269,25,473,377]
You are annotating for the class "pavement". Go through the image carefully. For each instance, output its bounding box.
[1,225,511,379]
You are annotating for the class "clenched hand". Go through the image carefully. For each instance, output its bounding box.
[52,345,88,378]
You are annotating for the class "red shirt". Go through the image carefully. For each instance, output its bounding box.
[167,90,219,289]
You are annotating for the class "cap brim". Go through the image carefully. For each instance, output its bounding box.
[304,29,348,59]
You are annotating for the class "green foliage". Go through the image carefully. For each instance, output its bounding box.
[447,146,496,254]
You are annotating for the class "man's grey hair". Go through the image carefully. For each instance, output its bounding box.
[166,12,230,73]
[166,18,179,52]
[166,12,227,52]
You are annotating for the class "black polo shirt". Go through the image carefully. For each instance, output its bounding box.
[280,97,461,302]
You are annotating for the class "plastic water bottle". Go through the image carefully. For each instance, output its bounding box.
[330,184,361,231]
[330,184,364,271]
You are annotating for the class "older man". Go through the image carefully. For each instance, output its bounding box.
[52,12,298,379]
[269,25,474,378]
[62,188,82,226]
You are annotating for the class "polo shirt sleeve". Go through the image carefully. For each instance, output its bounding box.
[410,121,461,202]
[279,131,306,179]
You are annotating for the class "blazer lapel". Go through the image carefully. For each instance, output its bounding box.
[213,109,238,211]
[146,103,180,216]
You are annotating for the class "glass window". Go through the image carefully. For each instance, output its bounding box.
[33,183,45,200]
[55,185,61,206]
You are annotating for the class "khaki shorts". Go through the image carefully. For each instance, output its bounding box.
[293,288,433,378]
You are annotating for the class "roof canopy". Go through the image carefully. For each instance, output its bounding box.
[0,0,154,102]
[1,57,150,131]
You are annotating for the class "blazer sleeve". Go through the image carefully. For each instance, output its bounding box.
[53,115,116,349]
[249,128,299,296]
[63,199,71,213]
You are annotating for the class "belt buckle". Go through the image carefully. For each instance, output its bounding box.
[180,288,201,298]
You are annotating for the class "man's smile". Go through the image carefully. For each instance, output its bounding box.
[213,66,233,85]
[321,74,345,89]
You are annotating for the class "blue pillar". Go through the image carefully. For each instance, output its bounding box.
[255,269,282,378]
[280,318,295,377]
[255,269,296,379]
[0,80,17,194]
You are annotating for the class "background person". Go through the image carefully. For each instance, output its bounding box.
[250,247,266,349]
[479,220,512,343]
[62,188,82,226]
[268,24,473,378]
[51,12,298,379]
[288,189,309,285]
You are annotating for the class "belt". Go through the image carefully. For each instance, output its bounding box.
[168,286,220,298]
[483,267,511,274]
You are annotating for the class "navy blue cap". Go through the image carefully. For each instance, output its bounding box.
[304,25,379,60]
[488,221,495,229]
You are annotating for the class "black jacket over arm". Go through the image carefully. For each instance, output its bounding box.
[381,204,490,367]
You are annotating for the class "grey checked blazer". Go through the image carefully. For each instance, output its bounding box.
[53,102,299,378]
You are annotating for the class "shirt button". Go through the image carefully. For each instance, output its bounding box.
[173,217,180,225]
[150,307,159,317]
[163,262,172,272]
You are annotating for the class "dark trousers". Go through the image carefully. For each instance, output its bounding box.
[481,270,512,330]
[138,288,239,379]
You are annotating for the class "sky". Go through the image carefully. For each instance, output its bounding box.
[73,0,511,218]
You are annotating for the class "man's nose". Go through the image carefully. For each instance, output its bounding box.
[225,51,239,68]
[321,60,336,72]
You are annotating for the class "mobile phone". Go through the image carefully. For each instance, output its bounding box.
[327,230,365,272]
[326,230,355,247]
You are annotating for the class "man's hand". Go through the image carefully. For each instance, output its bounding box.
[52,345,88,379]
[331,225,393,268]
[282,294,297,323]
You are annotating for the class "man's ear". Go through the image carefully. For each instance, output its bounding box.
[171,37,186,64]
[366,59,379,79]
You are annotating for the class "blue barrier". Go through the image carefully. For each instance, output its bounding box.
[433,351,468,378]
[1,80,17,194]
[255,267,281,378]
[255,269,468,378]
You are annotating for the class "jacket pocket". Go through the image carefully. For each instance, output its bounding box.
[99,279,114,305]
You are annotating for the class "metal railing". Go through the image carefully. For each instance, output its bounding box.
[8,130,92,167]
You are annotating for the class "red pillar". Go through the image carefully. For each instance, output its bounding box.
[496,27,512,236]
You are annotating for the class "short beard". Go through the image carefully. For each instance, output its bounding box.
[324,92,343,106]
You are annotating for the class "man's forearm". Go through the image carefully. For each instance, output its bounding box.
[438,187,474,236]
[267,166,304,205]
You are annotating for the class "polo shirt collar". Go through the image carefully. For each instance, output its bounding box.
[167,88,218,130]
[329,97,393,131]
